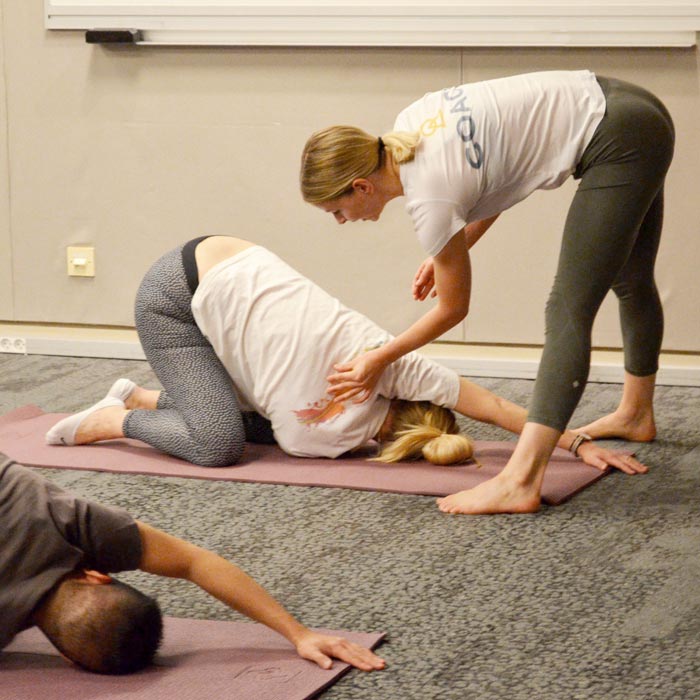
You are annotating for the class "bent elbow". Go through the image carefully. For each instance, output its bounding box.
[445,302,469,326]
[458,302,470,322]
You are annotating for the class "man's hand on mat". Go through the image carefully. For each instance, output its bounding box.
[327,349,388,404]
[576,442,649,475]
[294,631,386,671]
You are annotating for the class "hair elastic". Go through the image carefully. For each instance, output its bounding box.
[377,136,385,153]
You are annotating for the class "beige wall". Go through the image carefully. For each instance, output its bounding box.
[1,2,699,353]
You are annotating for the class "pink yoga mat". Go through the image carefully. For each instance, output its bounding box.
[0,406,608,505]
[1,616,384,700]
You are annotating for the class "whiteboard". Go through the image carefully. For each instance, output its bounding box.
[45,1,700,47]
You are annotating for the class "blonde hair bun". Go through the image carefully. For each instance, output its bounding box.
[422,432,474,466]
[372,401,475,467]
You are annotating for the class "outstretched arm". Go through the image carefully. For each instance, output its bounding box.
[464,214,500,249]
[135,521,385,671]
[328,230,471,403]
[413,215,500,301]
[454,377,647,475]
[453,377,526,434]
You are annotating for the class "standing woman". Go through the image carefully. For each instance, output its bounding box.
[300,70,674,514]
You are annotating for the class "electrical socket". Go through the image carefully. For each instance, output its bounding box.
[0,336,27,354]
[67,246,95,277]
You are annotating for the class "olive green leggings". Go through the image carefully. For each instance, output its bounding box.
[528,77,675,432]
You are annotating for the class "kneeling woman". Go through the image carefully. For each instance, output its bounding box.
[47,237,645,477]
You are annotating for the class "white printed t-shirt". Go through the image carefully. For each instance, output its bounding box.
[394,70,606,256]
[191,246,460,458]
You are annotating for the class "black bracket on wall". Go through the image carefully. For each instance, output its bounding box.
[85,30,142,44]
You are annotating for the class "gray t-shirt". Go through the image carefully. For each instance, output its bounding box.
[0,455,142,649]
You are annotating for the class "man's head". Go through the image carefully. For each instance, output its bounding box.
[33,570,163,674]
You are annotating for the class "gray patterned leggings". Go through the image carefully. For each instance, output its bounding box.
[123,243,274,466]
[528,77,675,432]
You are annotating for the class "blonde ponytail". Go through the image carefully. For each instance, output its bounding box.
[300,125,420,204]
[372,401,475,466]
[380,130,420,165]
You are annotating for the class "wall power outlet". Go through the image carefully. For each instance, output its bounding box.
[0,336,27,354]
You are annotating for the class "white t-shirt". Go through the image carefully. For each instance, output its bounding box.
[394,70,606,256]
[191,246,460,458]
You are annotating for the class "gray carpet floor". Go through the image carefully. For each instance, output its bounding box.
[1,353,699,699]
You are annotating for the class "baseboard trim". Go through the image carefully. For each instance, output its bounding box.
[1,332,699,387]
[25,336,147,361]
[427,352,700,387]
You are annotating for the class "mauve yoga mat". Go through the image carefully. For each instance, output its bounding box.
[0,405,608,505]
[1,616,384,700]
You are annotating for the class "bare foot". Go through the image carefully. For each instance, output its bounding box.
[575,409,656,442]
[436,474,541,515]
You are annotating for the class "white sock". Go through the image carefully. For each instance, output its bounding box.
[45,396,125,446]
[107,378,137,403]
